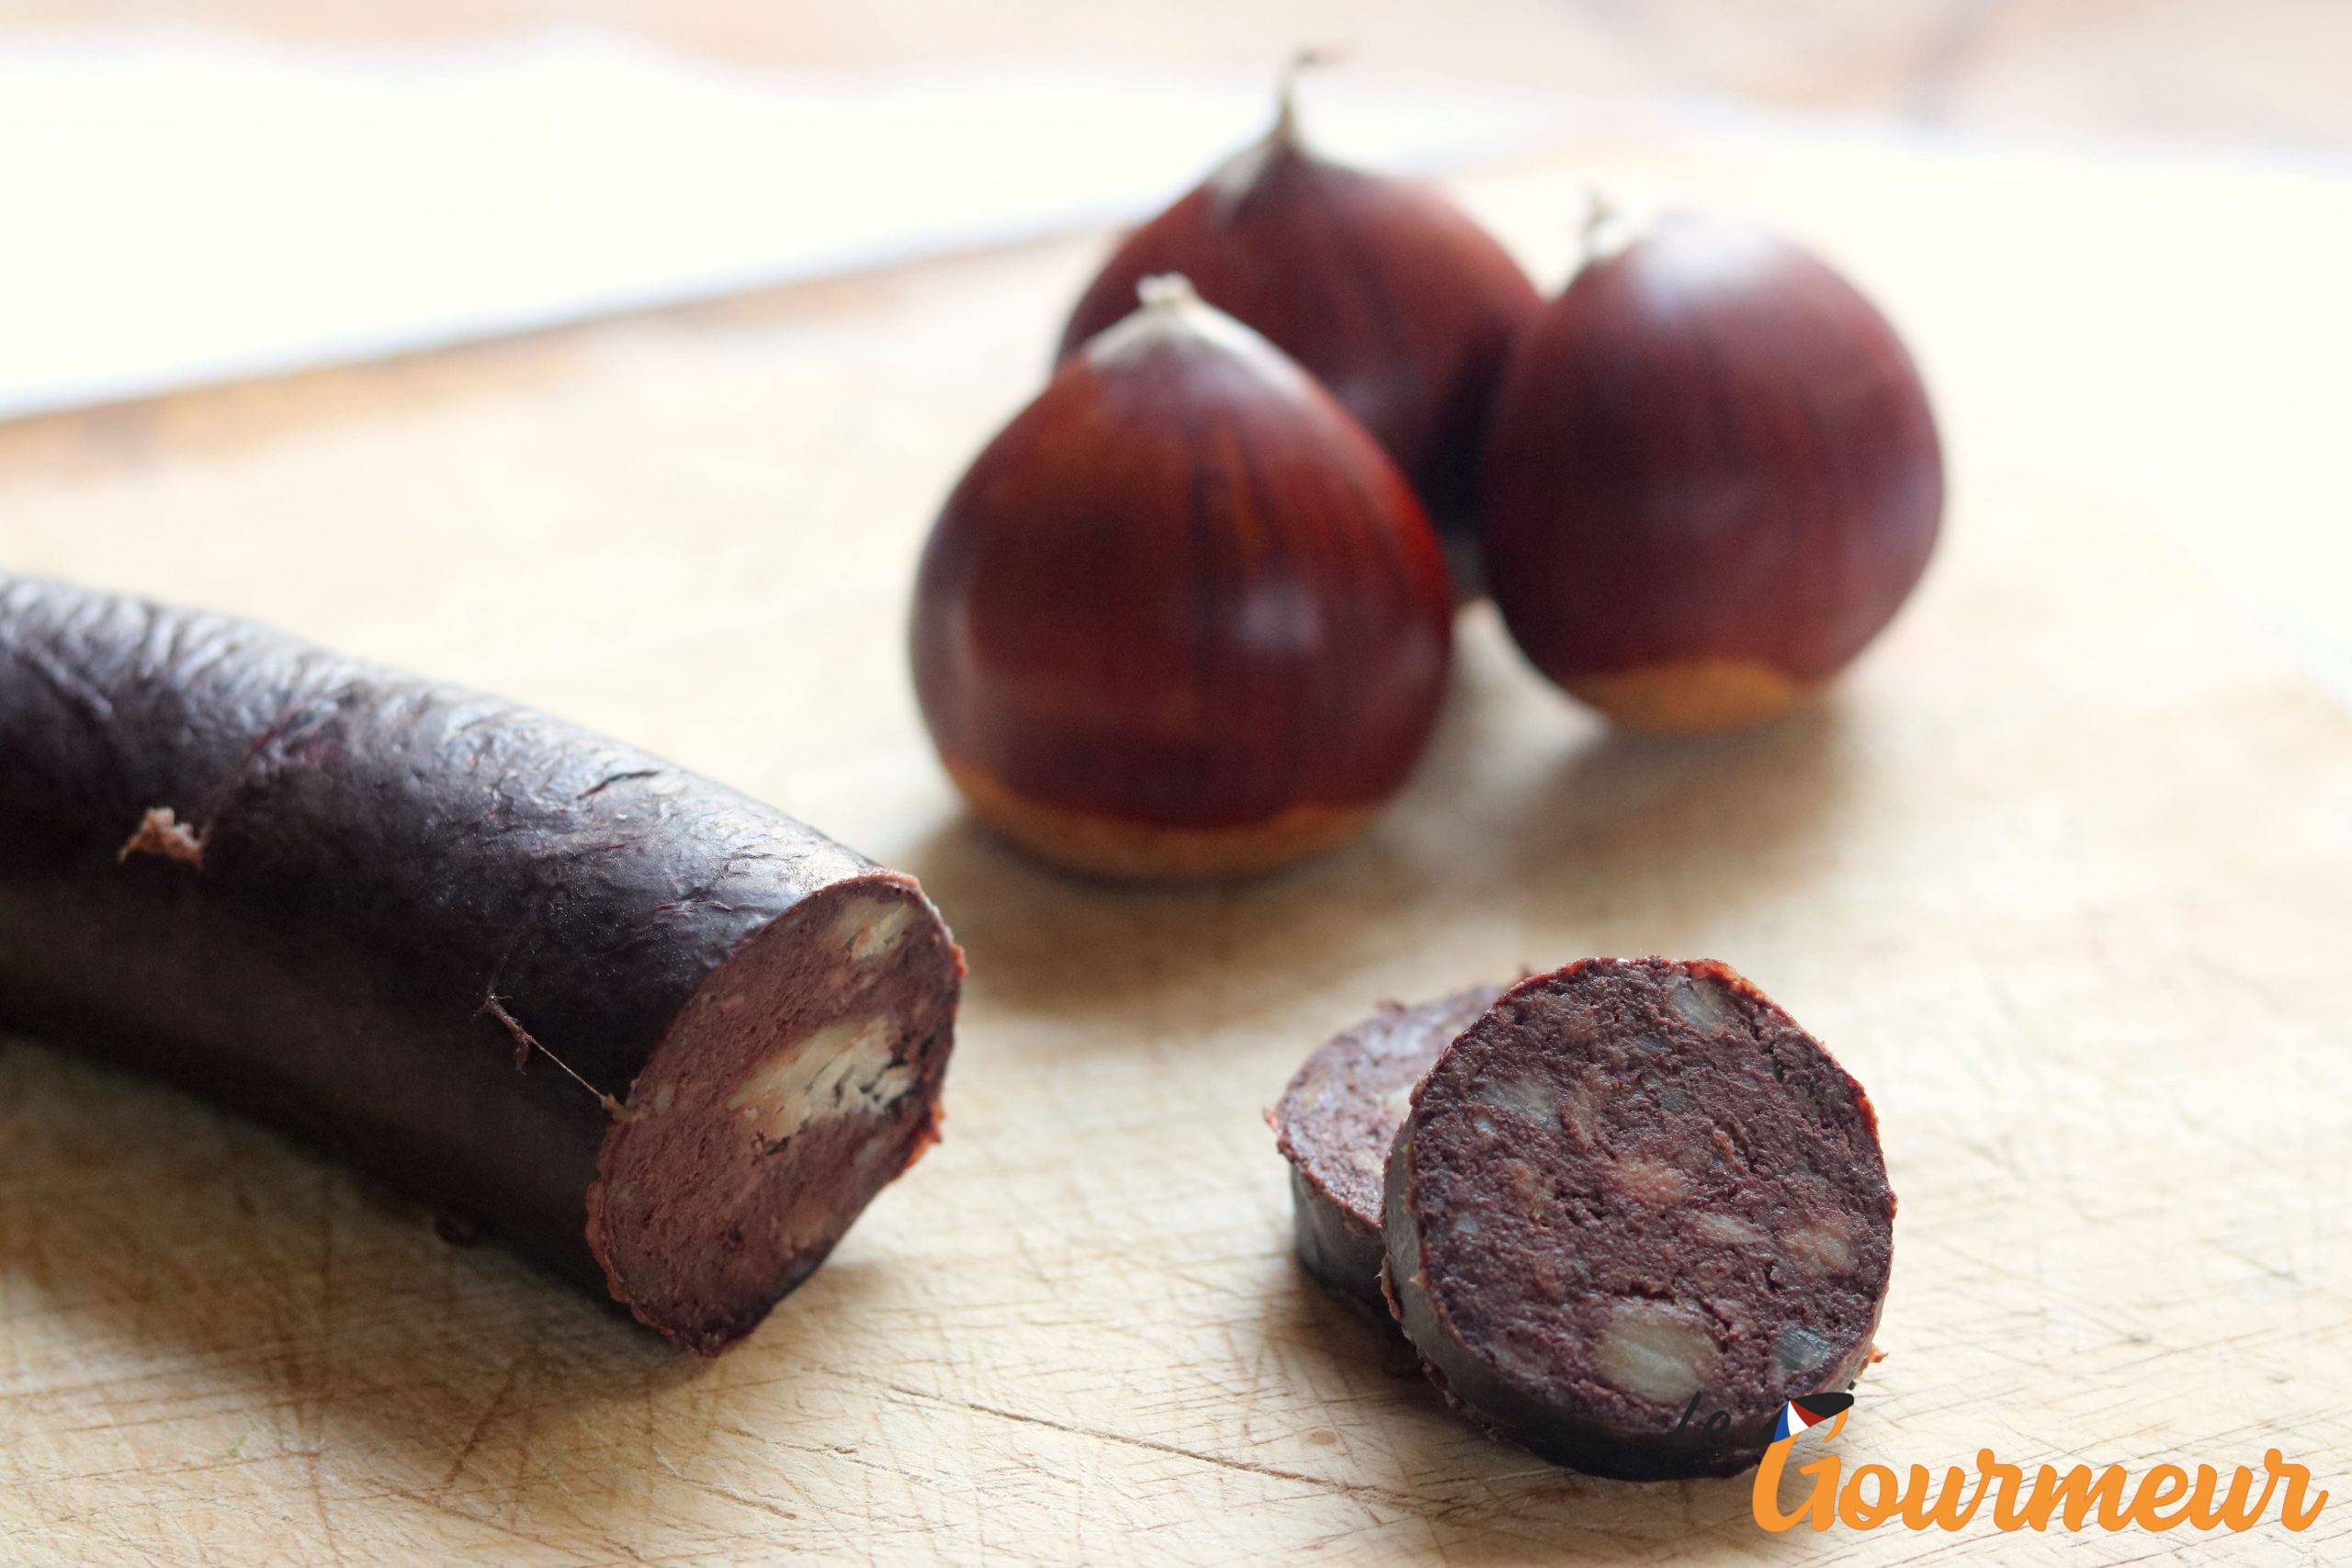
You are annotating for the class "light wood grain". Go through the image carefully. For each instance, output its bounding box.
[2,124,2348,1563]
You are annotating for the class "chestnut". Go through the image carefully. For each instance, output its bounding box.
[1057,62,1541,562]
[911,276,1453,880]
[1479,211,1945,732]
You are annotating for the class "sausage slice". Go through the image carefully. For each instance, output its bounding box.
[1383,958,1893,1477]
[0,575,963,1354]
[1272,985,1503,1314]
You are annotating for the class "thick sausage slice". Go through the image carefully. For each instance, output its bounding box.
[1383,958,1892,1477]
[0,575,963,1354]
[1272,985,1503,1314]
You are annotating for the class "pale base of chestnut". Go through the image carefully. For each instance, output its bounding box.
[945,760,1377,880]
[1567,657,1816,735]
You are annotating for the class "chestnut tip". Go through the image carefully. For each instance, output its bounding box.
[1080,273,1272,369]
[1577,187,1645,265]
[1270,47,1341,139]
[1135,272,1197,309]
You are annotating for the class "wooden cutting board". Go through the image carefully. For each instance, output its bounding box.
[3,122,2347,1564]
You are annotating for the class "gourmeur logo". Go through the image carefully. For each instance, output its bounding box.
[1747,1395,2331,1536]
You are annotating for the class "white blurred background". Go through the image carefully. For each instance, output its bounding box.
[4,1,2346,421]
[10,0,2351,148]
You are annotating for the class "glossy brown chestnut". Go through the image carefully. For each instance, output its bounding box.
[1057,68,1541,563]
[912,277,1454,880]
[1479,211,1944,732]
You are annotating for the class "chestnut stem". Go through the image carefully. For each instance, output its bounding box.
[1581,187,1618,252]
[1580,186,1645,267]
[1272,47,1340,145]
[1088,274,1239,366]
[1136,273,1201,312]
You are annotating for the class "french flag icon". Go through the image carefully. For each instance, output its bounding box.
[1770,1391,1855,1442]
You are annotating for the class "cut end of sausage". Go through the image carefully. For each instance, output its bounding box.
[1383,957,1893,1478]
[586,874,960,1353]
[1273,986,1505,1315]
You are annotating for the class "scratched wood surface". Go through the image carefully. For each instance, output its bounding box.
[1,123,2348,1565]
